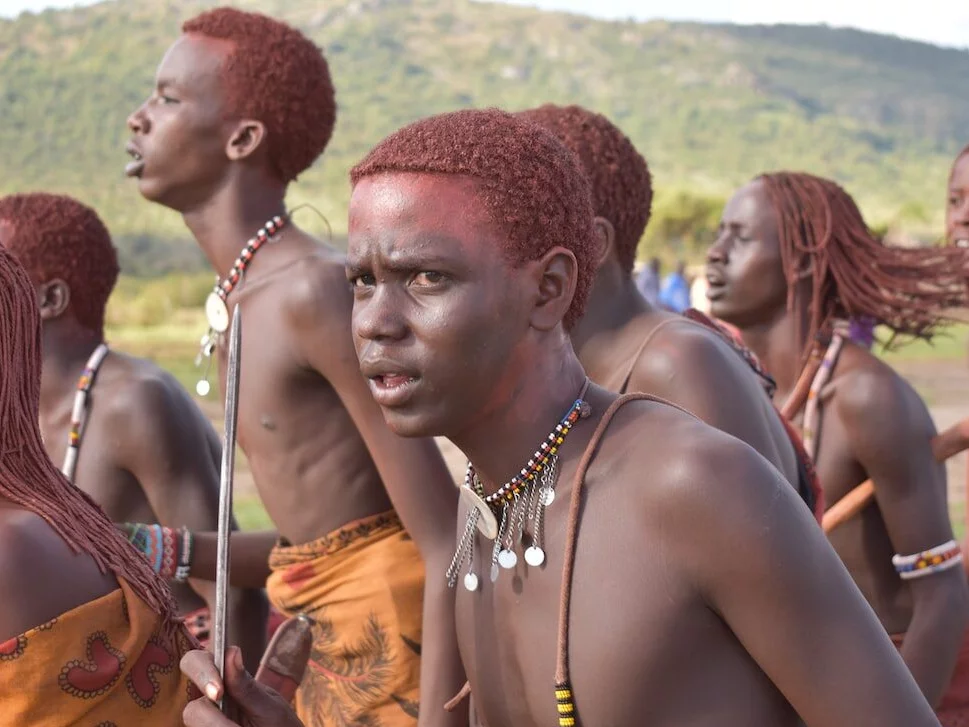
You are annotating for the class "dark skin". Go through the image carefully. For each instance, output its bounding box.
[570,217,798,487]
[180,172,940,727]
[128,34,465,726]
[0,500,118,643]
[707,179,969,707]
[947,152,969,249]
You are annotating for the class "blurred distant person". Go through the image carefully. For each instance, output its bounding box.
[636,255,661,306]
[948,143,969,249]
[659,259,690,312]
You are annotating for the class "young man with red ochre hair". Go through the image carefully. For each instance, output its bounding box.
[0,244,195,724]
[516,103,822,519]
[707,171,969,723]
[179,108,940,727]
[0,191,266,671]
[126,8,464,727]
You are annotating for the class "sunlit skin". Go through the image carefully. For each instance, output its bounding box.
[947,153,969,248]
[708,179,969,708]
[129,33,466,727]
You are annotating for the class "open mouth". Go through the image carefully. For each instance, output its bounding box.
[367,373,420,407]
[125,144,145,178]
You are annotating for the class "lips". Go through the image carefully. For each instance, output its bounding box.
[125,141,145,178]
[705,267,727,300]
[360,359,421,408]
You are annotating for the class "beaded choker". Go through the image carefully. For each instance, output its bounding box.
[446,380,592,591]
[195,214,288,396]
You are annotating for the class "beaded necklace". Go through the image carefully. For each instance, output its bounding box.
[62,343,110,481]
[195,214,288,397]
[446,379,592,591]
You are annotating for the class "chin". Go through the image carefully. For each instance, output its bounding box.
[379,408,444,440]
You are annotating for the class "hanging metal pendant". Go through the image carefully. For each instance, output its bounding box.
[463,572,479,592]
[196,379,211,397]
[524,546,545,567]
[498,549,518,569]
[205,292,230,333]
[460,486,498,539]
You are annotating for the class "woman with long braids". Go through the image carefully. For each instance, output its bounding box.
[707,170,969,724]
[0,244,193,723]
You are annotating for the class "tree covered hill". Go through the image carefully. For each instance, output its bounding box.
[2,0,967,273]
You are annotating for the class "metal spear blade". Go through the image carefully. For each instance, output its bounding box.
[213,304,241,712]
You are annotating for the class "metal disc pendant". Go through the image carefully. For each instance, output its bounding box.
[463,572,479,592]
[524,546,545,567]
[196,379,211,397]
[490,563,500,582]
[205,292,230,333]
[498,549,518,569]
[460,487,498,539]
[541,488,556,506]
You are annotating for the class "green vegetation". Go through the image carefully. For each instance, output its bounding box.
[3,0,968,273]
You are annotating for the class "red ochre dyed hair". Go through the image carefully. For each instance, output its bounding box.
[350,108,597,328]
[516,104,652,274]
[759,171,969,348]
[0,193,118,336]
[0,245,180,633]
[183,6,336,183]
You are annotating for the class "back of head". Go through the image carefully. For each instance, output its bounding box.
[0,193,118,336]
[351,108,597,328]
[0,245,178,628]
[759,171,969,345]
[516,104,652,274]
[183,6,336,183]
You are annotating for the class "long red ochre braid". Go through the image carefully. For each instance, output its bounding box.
[0,246,180,632]
[759,171,969,351]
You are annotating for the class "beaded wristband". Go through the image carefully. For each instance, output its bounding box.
[892,539,963,580]
[174,528,194,583]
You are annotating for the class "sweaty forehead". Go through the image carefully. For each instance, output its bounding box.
[156,33,232,97]
[348,173,501,263]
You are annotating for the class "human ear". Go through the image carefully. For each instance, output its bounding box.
[592,216,615,268]
[526,246,578,331]
[37,278,70,321]
[225,120,267,162]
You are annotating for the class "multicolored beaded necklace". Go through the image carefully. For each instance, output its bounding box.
[61,343,110,482]
[783,326,846,461]
[195,213,288,397]
[446,379,592,592]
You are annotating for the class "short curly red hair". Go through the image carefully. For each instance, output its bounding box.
[350,108,596,328]
[516,104,652,274]
[182,7,336,184]
[0,193,118,336]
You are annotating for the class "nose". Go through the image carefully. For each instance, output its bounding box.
[706,233,729,265]
[127,102,150,134]
[352,285,408,344]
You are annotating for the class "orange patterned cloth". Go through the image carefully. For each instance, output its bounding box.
[266,510,425,727]
[0,578,195,726]
[893,631,969,726]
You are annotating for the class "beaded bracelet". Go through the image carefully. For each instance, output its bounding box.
[175,528,194,583]
[892,539,963,580]
[122,522,192,582]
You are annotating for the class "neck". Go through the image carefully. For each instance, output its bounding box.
[570,270,651,352]
[737,306,810,397]
[40,325,104,411]
[451,335,589,497]
[182,179,288,275]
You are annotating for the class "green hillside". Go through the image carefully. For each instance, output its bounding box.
[2,0,968,273]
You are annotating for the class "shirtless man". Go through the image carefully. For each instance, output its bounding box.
[517,104,818,515]
[0,191,265,668]
[126,8,462,726]
[180,108,941,727]
[706,170,969,721]
[0,244,194,724]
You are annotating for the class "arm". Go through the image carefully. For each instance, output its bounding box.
[837,369,969,706]
[187,530,278,589]
[113,375,268,671]
[291,265,467,727]
[629,325,791,478]
[667,428,940,725]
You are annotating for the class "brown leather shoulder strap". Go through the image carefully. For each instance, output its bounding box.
[608,317,691,394]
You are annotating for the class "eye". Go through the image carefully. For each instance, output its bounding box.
[412,271,446,286]
[349,273,376,288]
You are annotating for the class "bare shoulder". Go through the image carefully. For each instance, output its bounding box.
[279,239,353,335]
[832,344,934,438]
[99,352,209,437]
[605,397,783,511]
[630,317,760,394]
[0,504,117,640]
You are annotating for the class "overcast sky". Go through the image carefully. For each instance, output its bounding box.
[2,0,967,49]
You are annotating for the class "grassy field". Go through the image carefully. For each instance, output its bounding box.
[105,313,969,536]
